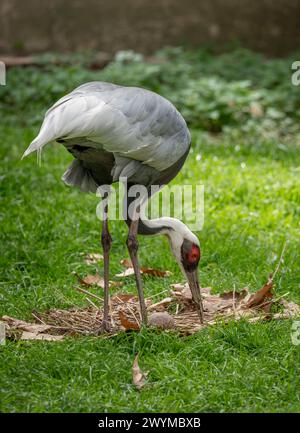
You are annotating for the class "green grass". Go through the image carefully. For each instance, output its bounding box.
[0,48,300,412]
[1,322,299,412]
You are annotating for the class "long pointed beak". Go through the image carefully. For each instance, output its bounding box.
[186,269,204,324]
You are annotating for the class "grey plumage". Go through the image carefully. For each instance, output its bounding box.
[22,81,205,326]
[23,81,191,193]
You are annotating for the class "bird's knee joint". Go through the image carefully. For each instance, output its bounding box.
[126,235,138,253]
[101,232,112,251]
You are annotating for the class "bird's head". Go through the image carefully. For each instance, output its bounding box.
[165,219,201,298]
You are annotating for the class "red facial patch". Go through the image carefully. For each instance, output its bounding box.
[186,244,200,264]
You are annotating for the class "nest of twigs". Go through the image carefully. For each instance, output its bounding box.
[2,275,299,340]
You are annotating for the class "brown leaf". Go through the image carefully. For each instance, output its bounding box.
[112,293,137,303]
[20,331,64,341]
[117,259,172,278]
[85,253,103,265]
[1,316,64,341]
[140,267,172,277]
[261,301,273,315]
[1,316,52,333]
[115,268,136,278]
[81,274,105,288]
[120,258,133,268]
[132,354,148,390]
[76,272,122,289]
[118,310,140,330]
[245,275,274,308]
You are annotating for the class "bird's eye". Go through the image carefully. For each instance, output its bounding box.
[186,244,200,264]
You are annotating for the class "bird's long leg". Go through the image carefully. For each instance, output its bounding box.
[126,205,147,325]
[101,202,112,332]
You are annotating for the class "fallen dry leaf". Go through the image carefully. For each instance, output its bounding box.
[85,253,103,265]
[117,259,172,278]
[20,331,64,341]
[141,267,172,277]
[119,310,140,330]
[1,316,52,333]
[245,275,273,308]
[1,315,64,341]
[115,268,136,278]
[132,354,148,390]
[80,273,105,288]
[75,272,121,289]
[120,258,133,268]
[112,293,137,303]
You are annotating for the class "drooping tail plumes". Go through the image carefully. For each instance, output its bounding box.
[22,125,55,160]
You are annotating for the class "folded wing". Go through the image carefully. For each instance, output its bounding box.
[22,82,191,172]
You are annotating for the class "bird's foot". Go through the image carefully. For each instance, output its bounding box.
[99,319,112,334]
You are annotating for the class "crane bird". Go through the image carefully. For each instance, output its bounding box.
[23,82,204,331]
